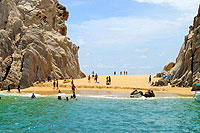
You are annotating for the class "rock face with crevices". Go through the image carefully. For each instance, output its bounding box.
[0,0,85,89]
[161,5,200,87]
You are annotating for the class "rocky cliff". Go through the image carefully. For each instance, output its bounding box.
[162,5,200,87]
[0,0,85,89]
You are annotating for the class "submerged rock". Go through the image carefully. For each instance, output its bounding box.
[160,5,200,87]
[0,0,85,89]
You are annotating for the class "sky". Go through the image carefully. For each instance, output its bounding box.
[58,0,199,75]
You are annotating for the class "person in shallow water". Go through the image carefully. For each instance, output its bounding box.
[66,97,69,101]
[58,90,62,100]
[31,93,36,98]
[72,84,76,98]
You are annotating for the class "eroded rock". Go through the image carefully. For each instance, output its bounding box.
[161,5,200,87]
[0,0,85,89]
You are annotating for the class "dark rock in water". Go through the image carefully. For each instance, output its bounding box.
[130,90,143,98]
[144,90,155,98]
[130,90,155,98]
[0,0,85,89]
[159,5,200,87]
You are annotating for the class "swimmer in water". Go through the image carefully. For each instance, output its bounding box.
[31,93,36,98]
[58,90,62,100]
[66,97,69,101]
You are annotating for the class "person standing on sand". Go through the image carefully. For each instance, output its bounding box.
[120,72,122,75]
[106,76,109,85]
[8,85,10,92]
[53,80,56,89]
[92,71,94,78]
[88,75,91,83]
[17,84,21,93]
[95,73,98,83]
[149,75,151,83]
[56,79,59,90]
[109,76,111,85]
[126,71,128,75]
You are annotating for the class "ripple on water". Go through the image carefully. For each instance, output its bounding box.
[0,95,200,132]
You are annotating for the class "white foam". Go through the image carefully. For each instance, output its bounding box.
[0,92,42,97]
[78,94,193,100]
[0,91,193,100]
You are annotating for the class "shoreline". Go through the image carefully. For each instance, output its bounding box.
[0,75,194,98]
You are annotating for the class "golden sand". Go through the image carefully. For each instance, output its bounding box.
[3,75,194,97]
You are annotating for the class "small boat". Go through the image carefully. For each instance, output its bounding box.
[191,83,200,101]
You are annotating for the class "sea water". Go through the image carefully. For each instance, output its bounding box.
[0,93,200,132]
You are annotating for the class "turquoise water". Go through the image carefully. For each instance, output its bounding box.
[0,93,200,132]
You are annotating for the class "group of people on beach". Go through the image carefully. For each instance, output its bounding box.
[114,71,128,75]
[88,71,98,83]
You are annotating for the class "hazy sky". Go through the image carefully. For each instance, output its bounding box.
[58,0,199,75]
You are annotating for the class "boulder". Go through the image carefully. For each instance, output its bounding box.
[130,90,155,98]
[144,90,155,98]
[130,90,143,98]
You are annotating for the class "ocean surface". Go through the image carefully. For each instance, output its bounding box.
[0,92,200,132]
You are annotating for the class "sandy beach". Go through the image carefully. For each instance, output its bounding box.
[2,75,194,98]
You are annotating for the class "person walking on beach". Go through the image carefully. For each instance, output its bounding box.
[126,71,128,75]
[53,80,56,89]
[149,75,152,83]
[56,79,59,90]
[120,72,122,75]
[17,84,21,93]
[88,75,91,83]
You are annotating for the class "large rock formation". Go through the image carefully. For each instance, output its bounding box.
[162,5,200,87]
[0,0,85,89]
